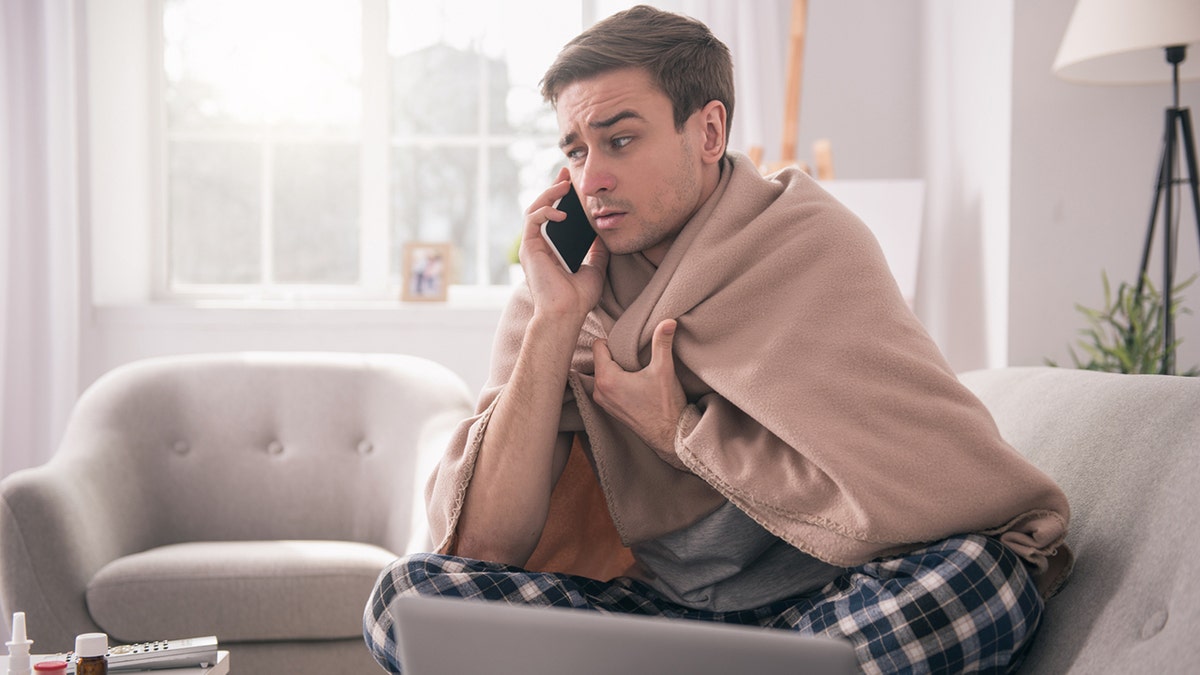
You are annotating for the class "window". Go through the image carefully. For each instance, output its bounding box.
[159,0,585,298]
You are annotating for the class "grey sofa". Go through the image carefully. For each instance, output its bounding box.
[0,352,474,674]
[959,366,1199,673]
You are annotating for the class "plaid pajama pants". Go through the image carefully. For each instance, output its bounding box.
[364,534,1043,674]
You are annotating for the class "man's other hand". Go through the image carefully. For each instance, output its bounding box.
[592,319,688,467]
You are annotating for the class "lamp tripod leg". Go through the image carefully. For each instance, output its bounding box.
[1175,108,1200,375]
[1135,120,1171,301]
[1180,110,1200,262]
[1134,105,1200,375]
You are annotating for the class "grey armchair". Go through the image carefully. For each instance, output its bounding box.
[0,352,473,674]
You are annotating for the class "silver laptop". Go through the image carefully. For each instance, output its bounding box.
[391,595,858,675]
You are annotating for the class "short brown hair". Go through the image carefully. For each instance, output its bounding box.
[540,5,734,140]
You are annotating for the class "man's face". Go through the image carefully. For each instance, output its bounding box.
[555,68,710,266]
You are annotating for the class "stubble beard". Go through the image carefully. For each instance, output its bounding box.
[599,139,701,258]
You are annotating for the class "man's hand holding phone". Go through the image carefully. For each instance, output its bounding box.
[520,169,608,321]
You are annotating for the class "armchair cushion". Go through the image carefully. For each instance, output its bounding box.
[86,540,396,643]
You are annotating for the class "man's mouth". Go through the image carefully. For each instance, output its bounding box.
[592,209,625,230]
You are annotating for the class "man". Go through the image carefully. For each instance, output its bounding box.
[365,6,1072,673]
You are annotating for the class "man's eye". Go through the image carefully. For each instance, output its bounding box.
[566,148,586,162]
[612,136,632,149]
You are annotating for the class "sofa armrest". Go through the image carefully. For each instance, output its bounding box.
[380,407,472,556]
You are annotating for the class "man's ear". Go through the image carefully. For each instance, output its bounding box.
[698,100,727,164]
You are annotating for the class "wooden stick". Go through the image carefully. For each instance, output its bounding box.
[764,159,811,175]
[780,0,808,165]
[747,145,764,169]
[813,138,834,180]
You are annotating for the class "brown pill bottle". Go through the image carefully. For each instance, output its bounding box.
[74,633,108,675]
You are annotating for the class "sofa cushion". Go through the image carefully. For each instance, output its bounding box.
[960,367,1200,674]
[86,540,396,643]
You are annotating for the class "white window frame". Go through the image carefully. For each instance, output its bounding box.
[148,0,575,302]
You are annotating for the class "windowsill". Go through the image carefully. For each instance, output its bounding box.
[93,284,517,312]
[85,286,511,397]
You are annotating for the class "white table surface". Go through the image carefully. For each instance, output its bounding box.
[0,650,229,674]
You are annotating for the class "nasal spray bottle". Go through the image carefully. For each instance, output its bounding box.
[6,612,33,675]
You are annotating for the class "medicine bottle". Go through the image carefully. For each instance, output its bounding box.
[73,633,108,675]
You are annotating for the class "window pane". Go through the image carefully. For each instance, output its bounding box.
[389,0,577,138]
[273,143,361,284]
[388,0,578,84]
[391,146,477,284]
[388,0,581,285]
[162,0,362,292]
[164,0,361,132]
[485,146,520,283]
[488,139,569,268]
[169,141,261,284]
[391,48,491,137]
[159,0,587,295]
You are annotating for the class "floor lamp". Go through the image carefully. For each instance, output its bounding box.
[1054,0,1200,375]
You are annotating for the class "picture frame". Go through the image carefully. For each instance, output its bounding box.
[401,242,455,302]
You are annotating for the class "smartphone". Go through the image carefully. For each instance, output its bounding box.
[540,183,597,273]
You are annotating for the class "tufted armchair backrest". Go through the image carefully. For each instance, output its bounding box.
[46,352,473,562]
[1,351,474,653]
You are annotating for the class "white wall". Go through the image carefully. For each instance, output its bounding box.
[799,0,924,180]
[85,303,504,395]
[1010,0,1200,371]
[919,0,1013,372]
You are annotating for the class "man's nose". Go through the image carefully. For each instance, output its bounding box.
[574,155,616,197]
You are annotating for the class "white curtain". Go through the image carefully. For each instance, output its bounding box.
[0,0,85,479]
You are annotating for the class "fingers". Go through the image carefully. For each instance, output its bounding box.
[521,171,576,265]
[525,168,572,218]
[651,319,678,373]
[595,320,679,374]
[590,322,686,456]
[520,175,573,265]
[592,337,614,374]
[525,181,571,230]
[579,236,610,277]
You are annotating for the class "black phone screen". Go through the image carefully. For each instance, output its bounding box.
[540,184,597,273]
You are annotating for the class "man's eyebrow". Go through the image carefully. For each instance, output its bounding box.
[558,110,645,149]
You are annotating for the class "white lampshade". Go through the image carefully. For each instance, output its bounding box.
[1054,0,1200,84]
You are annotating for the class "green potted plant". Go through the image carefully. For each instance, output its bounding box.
[1048,271,1199,376]
[507,233,524,286]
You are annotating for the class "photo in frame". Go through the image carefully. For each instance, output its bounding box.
[401,242,455,302]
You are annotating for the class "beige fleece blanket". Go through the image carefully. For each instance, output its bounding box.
[428,152,1073,598]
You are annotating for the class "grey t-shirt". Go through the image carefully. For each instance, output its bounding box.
[632,501,844,612]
